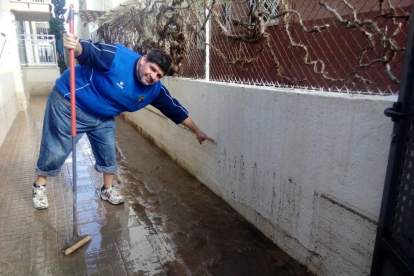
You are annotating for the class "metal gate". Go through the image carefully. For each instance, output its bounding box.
[371,5,414,276]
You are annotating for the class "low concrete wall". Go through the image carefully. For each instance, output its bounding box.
[26,66,60,95]
[123,77,397,276]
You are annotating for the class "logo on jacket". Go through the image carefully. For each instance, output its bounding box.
[117,81,124,89]
[137,96,145,103]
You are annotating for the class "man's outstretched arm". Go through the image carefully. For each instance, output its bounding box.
[181,117,215,145]
[150,85,214,144]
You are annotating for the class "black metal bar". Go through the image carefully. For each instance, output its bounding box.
[375,238,414,275]
[371,4,414,276]
[384,102,404,122]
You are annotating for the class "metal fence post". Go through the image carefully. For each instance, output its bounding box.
[205,4,210,81]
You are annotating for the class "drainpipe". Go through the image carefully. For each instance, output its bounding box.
[30,22,40,64]
[24,21,34,65]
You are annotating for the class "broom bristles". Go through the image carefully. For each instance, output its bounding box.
[64,235,92,255]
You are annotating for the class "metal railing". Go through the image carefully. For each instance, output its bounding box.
[204,0,411,95]
[18,34,57,66]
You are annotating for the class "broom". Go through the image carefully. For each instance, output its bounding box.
[64,4,92,255]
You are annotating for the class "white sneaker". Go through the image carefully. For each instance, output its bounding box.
[33,183,48,210]
[100,185,124,205]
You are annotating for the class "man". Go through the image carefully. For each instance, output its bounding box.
[33,33,214,209]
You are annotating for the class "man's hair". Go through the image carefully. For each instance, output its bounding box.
[146,49,171,75]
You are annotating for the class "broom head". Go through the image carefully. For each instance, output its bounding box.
[64,235,92,255]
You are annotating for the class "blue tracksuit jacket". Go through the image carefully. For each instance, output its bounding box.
[55,39,188,124]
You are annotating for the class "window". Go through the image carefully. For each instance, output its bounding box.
[249,0,280,25]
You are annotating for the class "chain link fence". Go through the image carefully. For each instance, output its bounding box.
[97,0,413,95]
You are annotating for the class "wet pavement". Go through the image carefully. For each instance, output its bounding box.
[0,95,312,276]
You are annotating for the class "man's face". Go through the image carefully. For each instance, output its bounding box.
[136,55,165,85]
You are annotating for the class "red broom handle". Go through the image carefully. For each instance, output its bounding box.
[68,4,76,137]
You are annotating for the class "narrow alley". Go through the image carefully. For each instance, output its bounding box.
[0,96,311,276]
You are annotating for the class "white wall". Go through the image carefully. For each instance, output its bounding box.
[75,11,89,40]
[77,23,88,41]
[26,67,60,95]
[0,0,27,147]
[123,77,397,276]
[76,21,99,41]
[110,0,124,9]
[74,0,125,41]
[86,0,111,11]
